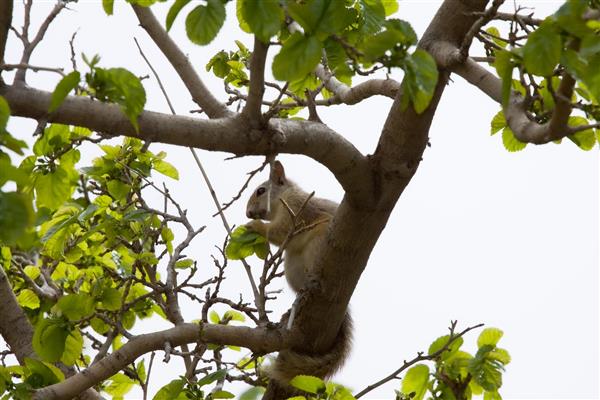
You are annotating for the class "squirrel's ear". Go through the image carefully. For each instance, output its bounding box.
[270,161,286,185]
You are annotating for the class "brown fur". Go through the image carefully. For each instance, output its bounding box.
[245,161,352,385]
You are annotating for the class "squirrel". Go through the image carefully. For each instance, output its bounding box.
[245,160,352,385]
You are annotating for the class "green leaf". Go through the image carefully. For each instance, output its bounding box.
[484,390,503,400]
[272,33,322,82]
[490,110,506,135]
[56,293,95,321]
[24,358,64,387]
[428,335,463,360]
[32,318,69,362]
[225,225,269,260]
[102,0,114,15]
[359,0,386,34]
[401,364,429,400]
[87,67,146,131]
[175,258,193,269]
[153,379,185,400]
[34,167,76,211]
[17,289,40,310]
[567,116,596,150]
[401,49,438,113]
[105,373,135,397]
[523,21,562,76]
[107,180,130,201]
[185,0,226,45]
[239,387,265,400]
[0,191,33,245]
[289,375,326,394]
[468,345,504,391]
[488,347,511,365]
[100,287,122,311]
[212,391,235,399]
[49,72,80,113]
[33,123,70,156]
[153,159,179,180]
[382,0,398,16]
[494,50,514,107]
[61,330,83,366]
[197,369,227,387]
[478,327,504,348]
[485,26,506,48]
[136,360,147,382]
[166,0,192,31]
[501,127,527,152]
[209,310,220,324]
[0,96,10,133]
[288,0,352,38]
[241,0,283,43]
[223,310,245,322]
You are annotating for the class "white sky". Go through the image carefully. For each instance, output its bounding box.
[4,1,599,399]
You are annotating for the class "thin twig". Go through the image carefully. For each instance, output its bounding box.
[354,321,484,399]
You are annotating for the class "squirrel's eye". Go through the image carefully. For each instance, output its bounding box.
[256,187,266,196]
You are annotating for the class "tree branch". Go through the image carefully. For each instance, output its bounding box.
[451,57,581,144]
[32,323,292,400]
[131,5,231,119]
[0,83,370,200]
[243,37,268,123]
[14,0,66,83]
[314,63,400,104]
[0,268,35,364]
[0,0,12,65]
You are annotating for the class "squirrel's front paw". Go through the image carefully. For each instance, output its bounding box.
[245,219,265,233]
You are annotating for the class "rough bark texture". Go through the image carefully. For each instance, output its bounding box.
[0,1,503,399]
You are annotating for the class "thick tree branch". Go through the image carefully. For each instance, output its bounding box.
[33,323,292,400]
[131,5,231,118]
[0,84,370,200]
[276,0,489,389]
[452,57,581,144]
[0,0,11,65]
[314,63,400,104]
[0,268,35,364]
[243,37,268,123]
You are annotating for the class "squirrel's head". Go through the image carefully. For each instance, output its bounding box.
[246,160,288,220]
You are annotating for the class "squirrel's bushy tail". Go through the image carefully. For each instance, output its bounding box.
[268,313,353,384]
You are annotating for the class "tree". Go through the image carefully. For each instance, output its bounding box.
[0,0,597,399]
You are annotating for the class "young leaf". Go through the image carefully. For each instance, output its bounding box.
[0,191,33,244]
[272,33,322,82]
[501,127,527,152]
[289,375,326,394]
[153,379,185,400]
[49,71,80,113]
[166,0,192,31]
[567,116,596,150]
[153,159,179,180]
[197,369,227,387]
[32,318,69,362]
[490,110,506,135]
[523,21,562,76]
[24,358,64,386]
[241,0,283,43]
[61,330,83,366]
[477,328,504,348]
[401,49,439,113]
[102,0,114,15]
[17,289,40,310]
[400,364,429,400]
[185,0,226,45]
[56,293,95,321]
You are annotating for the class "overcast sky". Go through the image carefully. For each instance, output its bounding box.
[5,1,599,399]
